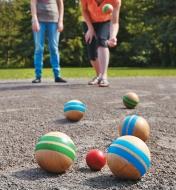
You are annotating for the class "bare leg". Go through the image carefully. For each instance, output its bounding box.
[90,59,100,77]
[97,47,109,80]
[88,59,102,85]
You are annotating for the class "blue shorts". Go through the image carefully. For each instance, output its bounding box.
[83,21,110,61]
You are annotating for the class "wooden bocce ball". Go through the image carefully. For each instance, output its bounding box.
[107,136,151,180]
[102,3,113,14]
[118,115,150,142]
[123,92,139,109]
[35,131,76,173]
[64,100,86,121]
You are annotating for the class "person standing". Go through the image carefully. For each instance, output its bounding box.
[80,0,121,87]
[31,0,67,83]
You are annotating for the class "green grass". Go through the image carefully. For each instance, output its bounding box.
[0,68,176,79]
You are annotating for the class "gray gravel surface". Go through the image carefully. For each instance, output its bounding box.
[0,78,176,190]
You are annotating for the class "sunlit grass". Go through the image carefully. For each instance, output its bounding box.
[0,67,176,79]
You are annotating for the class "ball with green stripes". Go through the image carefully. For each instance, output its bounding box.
[64,100,86,121]
[35,131,76,173]
[102,3,113,14]
[123,92,139,109]
[118,115,150,142]
[107,135,151,180]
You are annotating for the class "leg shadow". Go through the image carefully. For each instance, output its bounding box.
[11,167,64,181]
[83,174,139,189]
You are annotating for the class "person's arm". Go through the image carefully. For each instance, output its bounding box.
[108,0,121,47]
[57,0,64,32]
[80,0,95,44]
[31,0,40,32]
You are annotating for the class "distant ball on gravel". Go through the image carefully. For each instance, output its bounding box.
[123,92,139,109]
[118,115,150,142]
[35,131,76,173]
[102,3,113,14]
[86,149,106,171]
[107,135,151,180]
[64,100,86,121]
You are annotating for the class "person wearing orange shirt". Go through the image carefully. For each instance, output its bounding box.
[80,0,121,87]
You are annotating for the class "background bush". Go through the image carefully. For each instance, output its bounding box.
[0,0,176,68]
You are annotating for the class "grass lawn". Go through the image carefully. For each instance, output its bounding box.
[0,68,176,79]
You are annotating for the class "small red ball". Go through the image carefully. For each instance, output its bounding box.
[86,149,106,171]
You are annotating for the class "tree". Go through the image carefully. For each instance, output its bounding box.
[0,0,176,67]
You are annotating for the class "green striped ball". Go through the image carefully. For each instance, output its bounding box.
[35,132,76,173]
[123,92,139,109]
[102,3,113,14]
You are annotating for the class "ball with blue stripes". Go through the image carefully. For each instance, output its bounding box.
[35,131,76,173]
[107,135,151,180]
[64,100,86,121]
[118,115,150,142]
[123,92,139,109]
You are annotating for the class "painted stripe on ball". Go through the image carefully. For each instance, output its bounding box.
[35,142,76,160]
[122,115,138,135]
[36,141,76,155]
[108,146,147,176]
[126,115,138,135]
[121,116,131,135]
[38,136,76,151]
[64,102,86,108]
[123,96,138,105]
[64,105,86,112]
[103,6,109,12]
[112,139,150,168]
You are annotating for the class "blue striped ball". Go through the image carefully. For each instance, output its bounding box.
[118,115,150,142]
[107,135,151,180]
[64,100,86,121]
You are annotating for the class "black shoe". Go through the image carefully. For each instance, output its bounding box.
[55,77,67,83]
[32,78,41,83]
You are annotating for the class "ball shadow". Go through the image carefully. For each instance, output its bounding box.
[11,167,64,181]
[117,107,128,110]
[54,118,78,125]
[78,167,99,174]
[83,174,139,189]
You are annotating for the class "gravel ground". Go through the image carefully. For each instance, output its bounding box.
[0,77,176,190]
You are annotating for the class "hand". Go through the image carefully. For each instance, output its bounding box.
[32,20,40,32]
[107,37,117,47]
[58,22,64,32]
[85,28,96,44]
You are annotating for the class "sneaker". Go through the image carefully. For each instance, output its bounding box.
[55,77,67,83]
[88,77,101,85]
[99,79,109,87]
[32,78,41,83]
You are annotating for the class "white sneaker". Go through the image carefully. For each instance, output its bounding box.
[88,77,101,85]
[99,79,110,87]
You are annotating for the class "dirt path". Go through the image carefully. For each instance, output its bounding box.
[0,78,176,190]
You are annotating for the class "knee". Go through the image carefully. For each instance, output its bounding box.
[88,51,97,61]
[49,46,59,55]
[97,38,108,48]
[35,44,44,54]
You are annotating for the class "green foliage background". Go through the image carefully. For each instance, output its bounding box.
[0,0,176,68]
